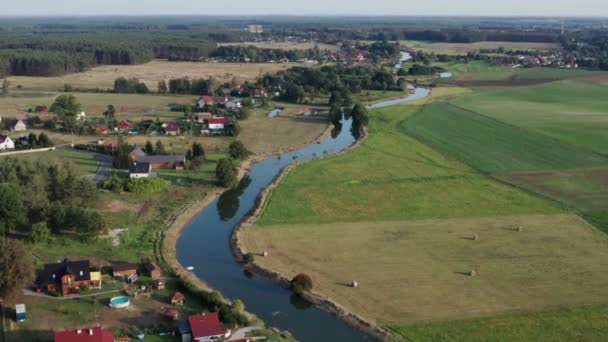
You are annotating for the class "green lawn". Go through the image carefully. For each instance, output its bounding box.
[452,80,608,153]
[5,149,101,176]
[388,304,608,342]
[402,103,608,174]
[257,103,564,226]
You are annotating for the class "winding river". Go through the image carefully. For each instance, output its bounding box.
[177,86,430,341]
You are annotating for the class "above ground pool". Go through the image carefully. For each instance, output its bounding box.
[109,296,130,309]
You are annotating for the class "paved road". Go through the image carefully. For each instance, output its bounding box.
[59,147,113,182]
[229,327,260,341]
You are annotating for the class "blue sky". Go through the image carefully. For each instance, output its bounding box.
[2,0,608,16]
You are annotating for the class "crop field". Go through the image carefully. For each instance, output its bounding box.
[402,103,608,174]
[452,81,608,153]
[243,214,608,323]
[388,303,608,342]
[400,40,562,55]
[7,60,300,91]
[0,91,194,115]
[257,102,564,226]
[218,41,338,52]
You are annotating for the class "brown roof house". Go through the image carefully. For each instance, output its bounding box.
[144,262,162,280]
[112,263,138,278]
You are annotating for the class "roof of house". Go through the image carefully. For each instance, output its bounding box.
[54,327,114,342]
[198,112,213,119]
[176,320,192,335]
[129,146,146,158]
[200,95,215,104]
[112,263,138,273]
[144,261,161,273]
[118,120,134,129]
[208,117,230,125]
[0,134,9,144]
[164,308,179,318]
[172,292,185,301]
[129,162,151,174]
[163,122,179,132]
[139,155,186,164]
[188,313,226,339]
[42,259,90,285]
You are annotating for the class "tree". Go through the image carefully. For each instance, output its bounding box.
[29,222,51,243]
[228,141,250,160]
[0,184,27,232]
[0,238,33,300]
[157,80,168,94]
[27,132,38,147]
[1,79,9,95]
[232,299,245,313]
[112,136,133,169]
[154,140,166,155]
[192,142,205,158]
[103,105,116,119]
[236,107,252,120]
[291,273,314,294]
[243,253,255,264]
[50,94,81,132]
[215,158,237,187]
[38,133,53,147]
[144,140,154,154]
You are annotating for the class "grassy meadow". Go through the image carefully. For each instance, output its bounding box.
[402,103,608,173]
[3,148,101,176]
[257,102,564,226]
[400,40,562,55]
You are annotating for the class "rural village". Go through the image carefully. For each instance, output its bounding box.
[1,12,608,342]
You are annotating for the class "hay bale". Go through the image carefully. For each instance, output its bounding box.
[517,226,524,232]
[352,281,359,288]
[469,269,477,277]
[263,251,268,257]
[473,234,479,241]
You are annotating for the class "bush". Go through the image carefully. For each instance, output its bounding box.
[29,222,51,243]
[291,273,313,294]
[236,107,253,120]
[126,177,169,194]
[215,158,237,187]
[228,141,251,160]
[243,253,255,264]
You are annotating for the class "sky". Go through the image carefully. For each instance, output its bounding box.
[1,0,608,17]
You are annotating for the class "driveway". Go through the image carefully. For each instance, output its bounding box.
[229,327,261,341]
[60,147,113,182]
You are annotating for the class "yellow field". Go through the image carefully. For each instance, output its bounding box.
[400,40,562,55]
[218,41,338,52]
[7,60,301,91]
[241,214,608,324]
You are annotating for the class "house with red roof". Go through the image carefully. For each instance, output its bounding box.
[198,96,215,108]
[188,313,230,341]
[208,117,230,130]
[54,327,113,342]
[162,122,180,136]
[117,120,134,132]
[252,89,267,98]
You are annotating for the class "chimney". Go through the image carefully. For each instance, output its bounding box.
[76,329,82,334]
[89,328,94,335]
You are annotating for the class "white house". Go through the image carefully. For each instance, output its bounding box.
[208,117,230,130]
[0,134,15,151]
[225,100,242,111]
[12,119,26,132]
[129,162,152,178]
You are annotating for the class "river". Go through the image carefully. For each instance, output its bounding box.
[176,87,430,341]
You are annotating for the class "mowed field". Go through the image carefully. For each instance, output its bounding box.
[218,41,338,52]
[257,103,563,226]
[242,214,608,323]
[400,40,562,55]
[7,60,300,91]
[402,103,608,173]
[452,80,608,153]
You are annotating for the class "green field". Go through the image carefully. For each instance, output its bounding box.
[388,304,608,342]
[4,149,101,176]
[452,81,608,153]
[258,103,564,226]
[402,103,608,174]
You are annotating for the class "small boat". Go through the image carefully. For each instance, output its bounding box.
[186,266,195,271]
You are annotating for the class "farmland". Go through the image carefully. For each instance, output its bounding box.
[243,214,608,323]
[7,60,301,91]
[400,40,562,55]
[257,102,563,226]
[402,103,608,173]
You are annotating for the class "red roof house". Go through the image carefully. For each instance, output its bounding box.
[118,120,134,131]
[162,122,180,136]
[199,96,215,106]
[252,89,267,98]
[188,313,230,341]
[171,291,185,305]
[54,327,114,342]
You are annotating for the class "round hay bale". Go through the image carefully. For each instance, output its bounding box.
[517,226,523,232]
[473,234,479,241]
[263,251,268,257]
[352,281,359,288]
[469,269,477,277]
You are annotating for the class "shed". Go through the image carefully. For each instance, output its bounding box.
[112,263,138,278]
[164,308,179,321]
[15,304,26,322]
[144,262,162,280]
[153,279,165,290]
[171,291,185,305]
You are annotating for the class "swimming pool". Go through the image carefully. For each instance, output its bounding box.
[109,296,130,309]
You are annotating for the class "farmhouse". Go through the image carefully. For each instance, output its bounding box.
[55,327,114,342]
[129,146,186,170]
[129,162,152,178]
[0,134,15,150]
[171,291,185,305]
[208,117,230,130]
[41,259,101,296]
[12,119,26,132]
[163,122,180,136]
[188,312,230,341]
[112,263,138,278]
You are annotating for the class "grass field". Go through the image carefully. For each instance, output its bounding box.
[400,40,562,55]
[218,41,338,52]
[452,81,608,153]
[243,214,608,323]
[3,149,101,176]
[257,102,564,226]
[7,60,301,92]
[388,303,608,342]
[402,103,608,174]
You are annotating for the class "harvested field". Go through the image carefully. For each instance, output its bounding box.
[7,60,300,91]
[402,103,608,173]
[400,40,562,55]
[243,214,608,323]
[218,41,338,52]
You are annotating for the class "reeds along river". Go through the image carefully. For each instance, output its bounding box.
[176,87,430,342]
